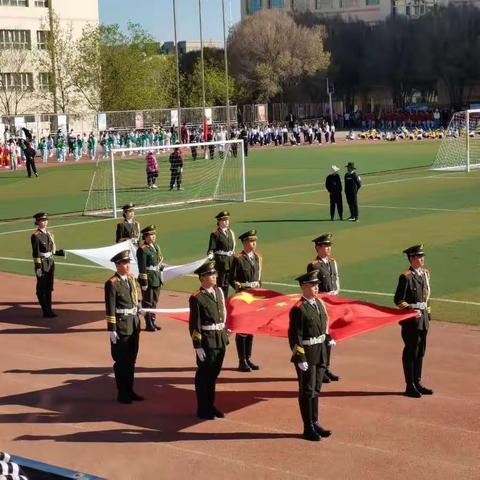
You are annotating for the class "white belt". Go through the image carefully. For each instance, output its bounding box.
[410,302,427,310]
[40,252,53,258]
[215,250,234,257]
[116,307,137,315]
[243,281,260,288]
[146,265,161,271]
[302,334,326,346]
[201,322,225,331]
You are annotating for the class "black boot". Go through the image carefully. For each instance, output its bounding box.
[151,315,161,330]
[114,363,131,404]
[46,291,57,317]
[325,369,339,381]
[405,383,422,398]
[311,397,332,438]
[195,372,214,419]
[236,335,251,372]
[414,357,433,394]
[299,397,320,441]
[145,315,156,332]
[245,335,260,370]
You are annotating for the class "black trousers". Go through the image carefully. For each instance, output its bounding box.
[111,329,140,398]
[147,171,158,186]
[216,269,230,299]
[329,193,343,220]
[401,324,427,386]
[195,347,225,415]
[242,140,248,157]
[36,267,54,314]
[295,363,325,428]
[26,156,37,177]
[169,171,182,189]
[142,285,161,328]
[346,192,359,220]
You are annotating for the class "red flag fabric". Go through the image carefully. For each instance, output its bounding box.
[151,289,417,342]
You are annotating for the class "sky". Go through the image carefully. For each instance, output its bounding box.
[99,0,241,43]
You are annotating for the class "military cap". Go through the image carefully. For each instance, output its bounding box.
[194,260,217,276]
[295,271,320,285]
[345,161,355,169]
[312,233,333,246]
[110,250,132,264]
[33,212,48,222]
[141,224,156,236]
[122,203,135,211]
[239,229,257,241]
[403,244,425,257]
[215,210,230,220]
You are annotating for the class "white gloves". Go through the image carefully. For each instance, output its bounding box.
[141,286,148,291]
[207,252,214,260]
[328,338,337,347]
[138,307,146,315]
[195,348,206,362]
[109,331,119,344]
[298,362,309,371]
[35,268,43,278]
[244,281,259,288]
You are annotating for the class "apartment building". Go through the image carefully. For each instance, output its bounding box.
[0,0,99,115]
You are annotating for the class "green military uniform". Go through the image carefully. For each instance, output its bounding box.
[394,244,433,398]
[137,225,163,332]
[207,210,236,298]
[307,233,340,383]
[116,203,140,245]
[30,212,65,318]
[189,261,229,419]
[289,271,331,441]
[105,250,142,404]
[229,229,262,372]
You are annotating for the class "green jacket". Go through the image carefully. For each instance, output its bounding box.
[137,242,163,288]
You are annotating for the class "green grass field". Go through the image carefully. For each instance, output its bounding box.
[1,140,479,326]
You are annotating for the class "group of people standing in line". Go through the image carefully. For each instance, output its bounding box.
[30,202,433,442]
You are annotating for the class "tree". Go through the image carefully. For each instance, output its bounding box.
[228,10,330,102]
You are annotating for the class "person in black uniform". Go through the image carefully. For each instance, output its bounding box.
[116,203,140,246]
[137,225,164,332]
[307,233,340,383]
[207,210,236,299]
[394,244,433,398]
[289,271,332,442]
[229,229,262,372]
[325,165,343,221]
[344,162,362,222]
[189,260,229,420]
[31,212,65,318]
[105,250,144,404]
[169,146,184,191]
[22,140,38,178]
[239,125,248,157]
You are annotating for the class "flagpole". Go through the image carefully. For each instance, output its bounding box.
[198,0,206,114]
[221,0,231,131]
[172,0,182,134]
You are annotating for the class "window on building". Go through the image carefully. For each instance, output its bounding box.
[268,0,284,7]
[36,30,48,49]
[315,0,335,9]
[34,0,48,6]
[247,0,263,15]
[38,72,51,91]
[0,29,31,49]
[365,0,379,5]
[0,0,28,6]
[0,72,34,91]
[339,0,359,7]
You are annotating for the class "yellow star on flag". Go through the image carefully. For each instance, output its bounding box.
[231,291,267,304]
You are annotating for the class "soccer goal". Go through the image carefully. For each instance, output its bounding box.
[83,139,246,217]
[432,109,480,172]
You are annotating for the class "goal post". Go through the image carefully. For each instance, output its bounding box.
[83,139,246,218]
[432,109,480,172]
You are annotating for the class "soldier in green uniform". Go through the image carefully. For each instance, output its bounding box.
[31,212,65,318]
[307,233,340,383]
[229,229,262,372]
[105,250,144,404]
[115,203,140,246]
[189,260,229,420]
[394,244,433,398]
[207,210,236,299]
[289,271,332,442]
[137,224,164,332]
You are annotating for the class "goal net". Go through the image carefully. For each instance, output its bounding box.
[83,139,246,217]
[432,109,480,172]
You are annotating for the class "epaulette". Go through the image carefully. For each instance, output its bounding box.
[32,230,42,236]
[140,244,148,250]
[423,268,430,276]
[403,270,413,276]
[211,229,218,234]
[256,251,262,259]
[117,221,124,225]
[192,289,201,297]
[310,258,320,265]
[108,275,119,283]
[293,299,303,308]
[330,257,336,261]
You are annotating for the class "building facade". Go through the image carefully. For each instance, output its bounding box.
[0,0,99,115]
[162,40,224,55]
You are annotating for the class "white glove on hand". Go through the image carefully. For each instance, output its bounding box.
[328,290,338,296]
[207,252,214,260]
[109,331,119,344]
[328,338,337,347]
[138,307,146,315]
[250,281,259,288]
[298,362,309,372]
[35,268,43,278]
[141,286,148,291]
[195,348,206,362]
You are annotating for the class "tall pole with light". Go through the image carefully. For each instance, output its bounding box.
[221,0,231,131]
[326,77,334,126]
[172,0,182,133]
[198,0,206,116]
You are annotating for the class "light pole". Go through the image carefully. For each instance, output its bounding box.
[198,0,206,115]
[172,0,182,134]
[326,77,334,125]
[221,0,231,131]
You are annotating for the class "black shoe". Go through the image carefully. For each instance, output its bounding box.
[303,426,321,442]
[313,423,332,438]
[246,359,260,371]
[197,411,215,420]
[130,392,144,401]
[415,383,433,395]
[212,407,225,418]
[145,325,156,332]
[152,323,162,331]
[322,375,331,383]
[34,172,39,177]
[405,385,422,398]
[238,360,252,372]
[117,395,132,404]
[325,370,339,381]
[45,311,57,318]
